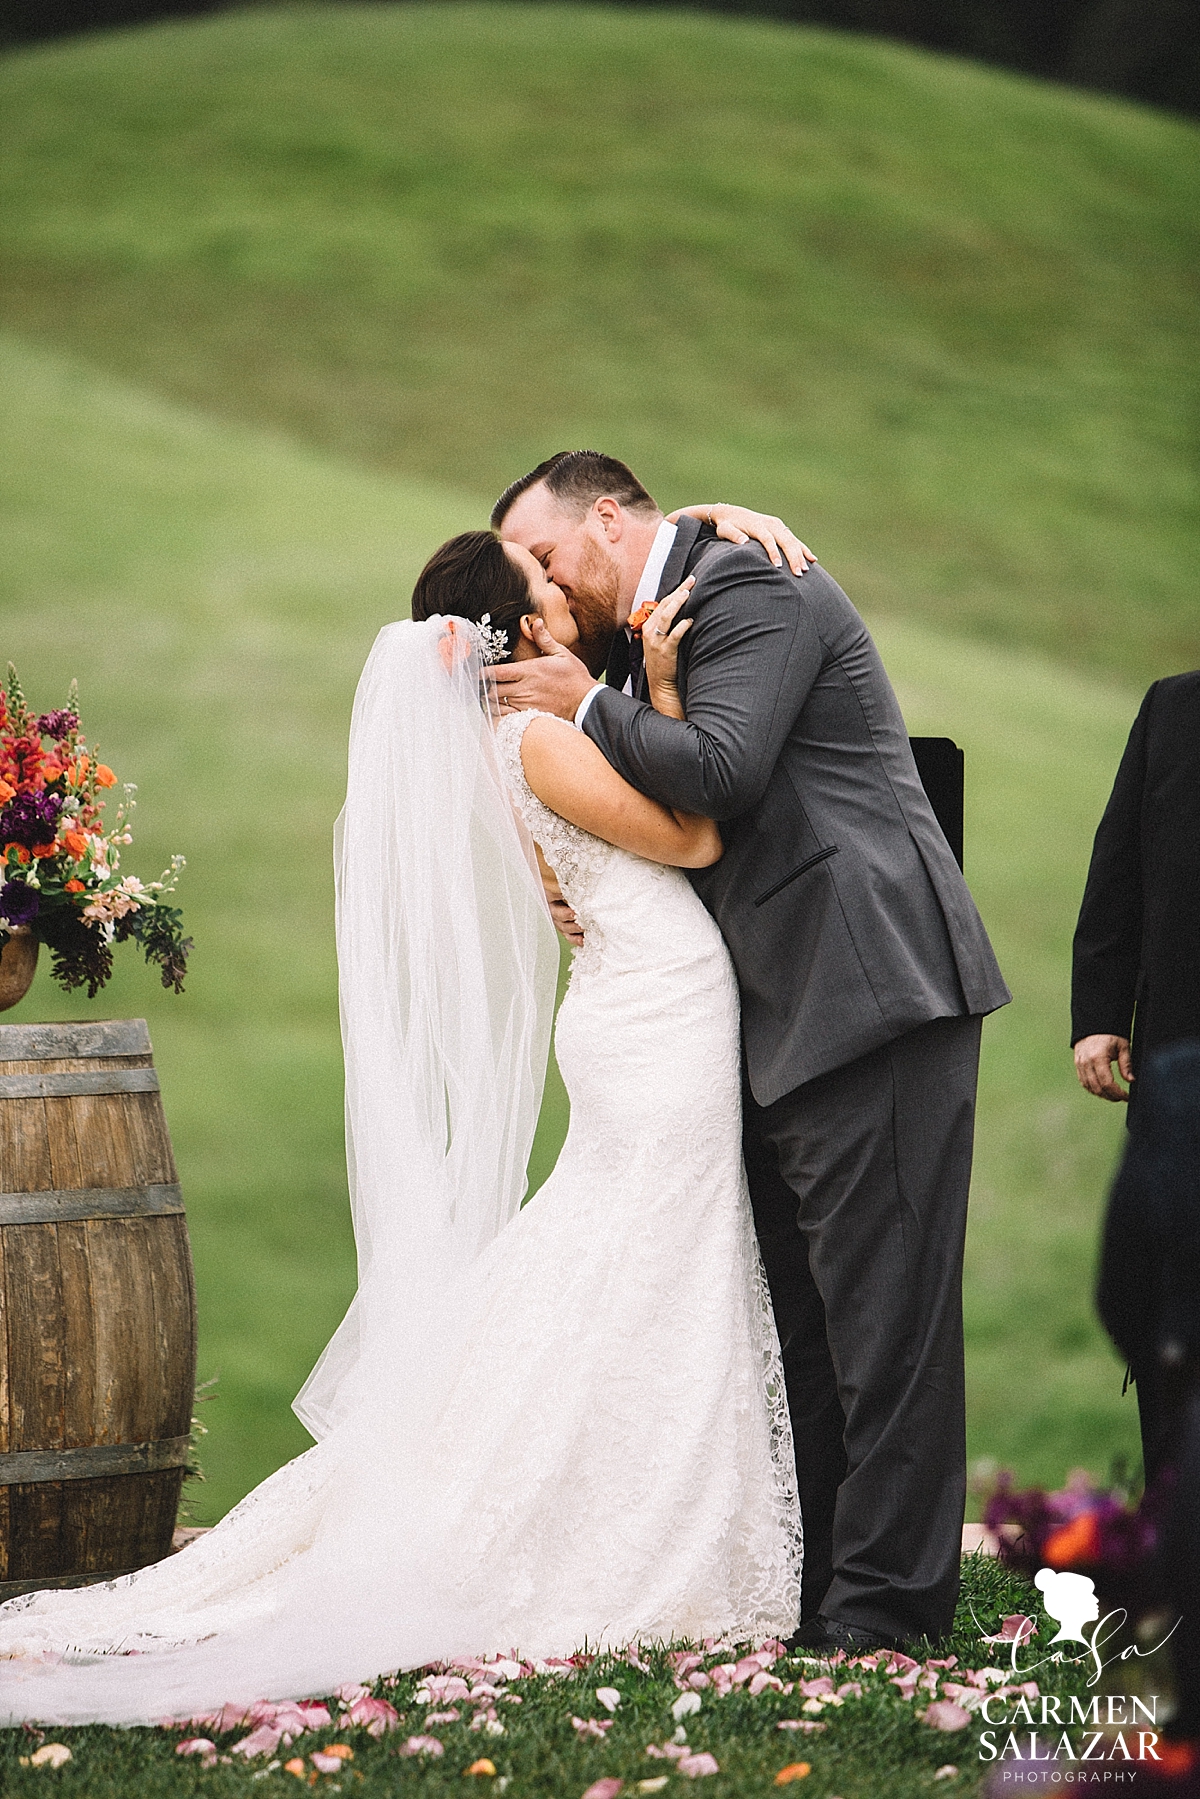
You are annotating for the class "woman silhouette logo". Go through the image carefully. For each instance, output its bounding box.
[1034,1568,1101,1643]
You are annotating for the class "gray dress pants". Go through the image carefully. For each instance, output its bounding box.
[743,1011,983,1644]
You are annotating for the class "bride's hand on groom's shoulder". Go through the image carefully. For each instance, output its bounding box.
[669,504,815,576]
[485,620,599,722]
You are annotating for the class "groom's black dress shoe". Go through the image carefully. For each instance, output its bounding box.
[785,1615,913,1656]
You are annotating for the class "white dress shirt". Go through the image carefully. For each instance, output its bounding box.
[574,518,678,730]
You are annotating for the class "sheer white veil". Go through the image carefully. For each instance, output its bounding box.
[294,617,559,1438]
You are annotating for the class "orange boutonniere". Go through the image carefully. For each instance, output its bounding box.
[628,597,659,635]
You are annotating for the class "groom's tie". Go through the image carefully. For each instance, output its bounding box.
[604,629,644,699]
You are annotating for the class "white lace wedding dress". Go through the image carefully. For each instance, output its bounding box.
[0,627,800,1726]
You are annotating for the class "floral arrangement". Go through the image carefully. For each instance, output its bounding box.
[0,665,191,998]
[983,1467,1167,1609]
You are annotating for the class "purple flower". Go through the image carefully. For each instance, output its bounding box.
[0,790,61,849]
[36,710,79,742]
[0,879,39,926]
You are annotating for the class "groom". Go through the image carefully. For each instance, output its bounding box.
[488,451,1010,1651]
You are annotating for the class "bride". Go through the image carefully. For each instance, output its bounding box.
[0,509,804,1725]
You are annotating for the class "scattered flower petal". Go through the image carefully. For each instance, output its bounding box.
[283,1760,307,1779]
[426,1709,461,1724]
[311,1752,347,1773]
[934,1768,959,1782]
[467,1760,497,1778]
[774,1766,812,1787]
[671,1690,702,1722]
[777,1720,826,1733]
[678,1752,719,1778]
[637,1783,670,1795]
[176,1739,216,1757]
[399,1734,444,1757]
[29,1745,72,1769]
[581,1781,624,1799]
[596,1687,622,1713]
[923,1701,973,1732]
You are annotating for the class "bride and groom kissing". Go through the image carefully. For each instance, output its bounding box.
[0,450,1009,1724]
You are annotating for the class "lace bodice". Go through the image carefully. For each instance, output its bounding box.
[493,709,617,905]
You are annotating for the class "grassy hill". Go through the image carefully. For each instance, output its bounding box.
[0,5,1195,1519]
[1,3,1197,684]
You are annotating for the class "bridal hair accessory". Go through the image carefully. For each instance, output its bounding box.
[474,613,511,665]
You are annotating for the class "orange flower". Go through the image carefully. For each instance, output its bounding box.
[95,765,117,788]
[1043,1511,1102,1568]
[5,845,30,865]
[63,829,89,860]
[65,879,85,893]
[32,842,57,859]
[0,778,14,803]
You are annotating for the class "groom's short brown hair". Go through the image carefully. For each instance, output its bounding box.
[491,451,659,529]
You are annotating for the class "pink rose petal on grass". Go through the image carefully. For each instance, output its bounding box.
[923,1701,973,1732]
[311,1753,349,1773]
[230,1726,285,1759]
[581,1782,624,1799]
[399,1735,444,1757]
[994,1615,1037,1645]
[176,1739,216,1757]
[572,1716,613,1740]
[678,1752,720,1777]
[777,1719,827,1733]
[345,1694,399,1735]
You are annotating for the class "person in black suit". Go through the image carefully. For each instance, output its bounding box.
[1072,671,1200,1109]
[1074,670,1200,1484]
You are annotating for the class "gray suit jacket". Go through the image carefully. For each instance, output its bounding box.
[583,517,1010,1105]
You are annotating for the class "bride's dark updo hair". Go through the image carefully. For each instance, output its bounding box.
[410,530,530,664]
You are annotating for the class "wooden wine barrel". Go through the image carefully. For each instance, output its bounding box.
[0,1020,196,1600]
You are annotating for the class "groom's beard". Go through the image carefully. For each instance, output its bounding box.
[567,537,622,677]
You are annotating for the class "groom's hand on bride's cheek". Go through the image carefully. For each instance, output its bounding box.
[485,618,600,722]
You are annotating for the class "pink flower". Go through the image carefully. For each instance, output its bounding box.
[344,1694,399,1736]
[419,1675,471,1703]
[923,1701,973,1732]
[706,1664,738,1696]
[797,1678,834,1698]
[571,1716,613,1739]
[399,1735,444,1756]
[748,1672,785,1696]
[990,1615,1037,1645]
[175,1739,216,1757]
[581,1782,624,1799]
[678,1752,720,1777]
[230,1726,285,1759]
[668,1653,704,1678]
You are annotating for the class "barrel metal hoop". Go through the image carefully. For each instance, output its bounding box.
[0,1068,160,1098]
[0,1436,191,1486]
[0,1019,151,1061]
[0,1182,184,1225]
